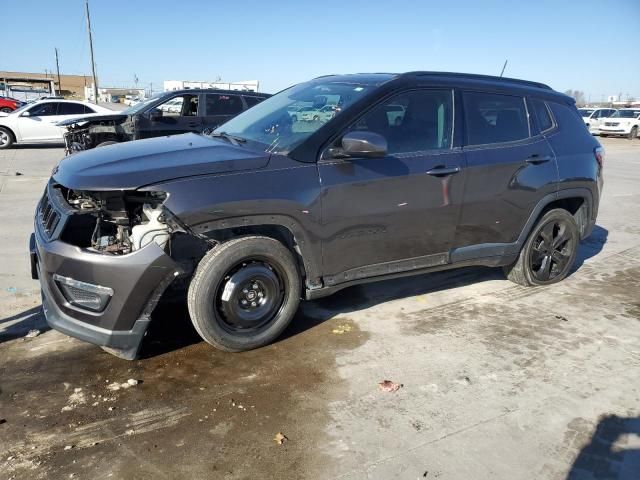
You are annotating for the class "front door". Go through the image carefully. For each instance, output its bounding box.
[318,89,465,283]
[138,94,202,139]
[17,102,64,141]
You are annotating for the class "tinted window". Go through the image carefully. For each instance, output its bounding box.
[463,92,529,145]
[206,94,243,115]
[243,96,263,108]
[531,99,554,132]
[347,89,453,153]
[28,102,59,116]
[155,95,198,117]
[84,105,96,114]
[58,103,88,116]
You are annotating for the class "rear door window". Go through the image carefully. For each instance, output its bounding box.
[531,98,554,132]
[58,103,88,116]
[463,92,530,145]
[206,94,243,115]
[243,96,263,108]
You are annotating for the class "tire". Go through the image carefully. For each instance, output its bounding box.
[503,208,579,287]
[0,127,14,149]
[96,140,119,148]
[313,115,319,121]
[0,107,12,113]
[291,115,297,122]
[187,236,301,352]
[600,134,608,138]
[628,126,638,140]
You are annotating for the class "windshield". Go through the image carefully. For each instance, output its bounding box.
[578,109,595,117]
[213,81,373,153]
[122,92,165,115]
[611,110,640,118]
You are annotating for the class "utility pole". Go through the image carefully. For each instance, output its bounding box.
[499,59,508,77]
[85,0,99,104]
[55,48,62,96]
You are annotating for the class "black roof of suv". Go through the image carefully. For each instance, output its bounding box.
[31,71,603,359]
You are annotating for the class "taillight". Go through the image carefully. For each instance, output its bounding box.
[594,146,605,168]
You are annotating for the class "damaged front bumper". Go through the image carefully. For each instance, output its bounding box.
[30,185,180,359]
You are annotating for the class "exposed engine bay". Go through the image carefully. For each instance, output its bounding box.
[63,116,133,154]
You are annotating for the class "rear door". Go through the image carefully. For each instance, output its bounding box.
[202,93,244,130]
[16,101,64,141]
[456,90,557,249]
[318,88,465,282]
[137,94,202,139]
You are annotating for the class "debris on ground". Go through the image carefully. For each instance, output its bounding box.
[6,287,17,293]
[24,329,41,339]
[61,388,87,412]
[64,445,74,451]
[125,429,135,435]
[332,324,353,335]
[274,432,288,445]
[378,380,403,392]
[106,379,140,391]
[0,418,6,425]
[555,314,569,322]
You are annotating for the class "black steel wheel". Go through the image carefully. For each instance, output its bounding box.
[188,236,301,352]
[504,208,579,286]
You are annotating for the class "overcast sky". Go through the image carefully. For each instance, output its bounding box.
[1,0,639,100]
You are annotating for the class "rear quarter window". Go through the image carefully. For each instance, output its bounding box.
[531,98,554,132]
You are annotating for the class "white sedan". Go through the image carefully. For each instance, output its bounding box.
[0,100,114,149]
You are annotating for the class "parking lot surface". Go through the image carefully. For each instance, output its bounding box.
[1,138,639,479]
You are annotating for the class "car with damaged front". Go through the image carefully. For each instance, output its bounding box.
[58,88,270,154]
[31,72,603,360]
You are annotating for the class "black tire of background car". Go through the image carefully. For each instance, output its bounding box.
[0,108,13,113]
[187,236,301,352]
[628,126,638,140]
[0,127,14,149]
[503,208,579,286]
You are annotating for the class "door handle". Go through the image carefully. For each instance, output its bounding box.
[426,166,461,177]
[188,122,199,128]
[525,154,552,165]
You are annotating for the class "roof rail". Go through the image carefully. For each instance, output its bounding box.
[402,71,552,90]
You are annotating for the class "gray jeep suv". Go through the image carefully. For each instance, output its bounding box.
[30,72,603,359]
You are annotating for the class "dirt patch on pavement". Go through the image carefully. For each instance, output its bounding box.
[0,302,368,479]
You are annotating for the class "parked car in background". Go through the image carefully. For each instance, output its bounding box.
[0,100,114,149]
[58,89,270,153]
[0,96,23,113]
[30,72,602,359]
[300,104,338,122]
[288,105,313,122]
[598,108,640,139]
[578,107,617,134]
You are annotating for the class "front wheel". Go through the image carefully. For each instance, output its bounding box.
[0,107,12,113]
[187,236,301,352]
[628,126,638,140]
[503,209,579,286]
[0,128,14,149]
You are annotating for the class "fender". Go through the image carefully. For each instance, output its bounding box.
[190,214,323,290]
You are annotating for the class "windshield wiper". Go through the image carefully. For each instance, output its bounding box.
[210,131,246,146]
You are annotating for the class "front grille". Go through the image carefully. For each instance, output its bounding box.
[604,122,619,127]
[39,189,62,239]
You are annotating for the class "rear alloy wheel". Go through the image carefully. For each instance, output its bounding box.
[504,208,579,286]
[0,128,14,149]
[628,126,638,140]
[187,236,301,352]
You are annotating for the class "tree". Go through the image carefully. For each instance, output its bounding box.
[564,89,586,106]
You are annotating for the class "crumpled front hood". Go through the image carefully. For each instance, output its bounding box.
[56,113,129,126]
[53,133,270,190]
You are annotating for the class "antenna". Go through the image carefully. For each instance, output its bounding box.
[499,59,508,77]
[85,0,99,104]
[55,48,62,95]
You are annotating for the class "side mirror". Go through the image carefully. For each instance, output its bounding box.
[341,131,387,158]
[21,111,31,117]
[149,109,162,122]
